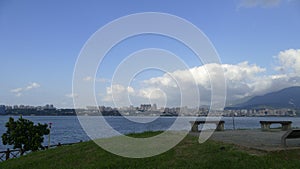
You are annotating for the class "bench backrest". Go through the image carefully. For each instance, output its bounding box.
[190,121,225,124]
[260,121,292,124]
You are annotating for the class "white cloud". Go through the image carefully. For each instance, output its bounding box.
[83,76,110,83]
[10,88,23,93]
[65,93,78,99]
[83,76,93,81]
[141,62,265,104]
[106,84,134,95]
[15,93,22,97]
[102,84,169,107]
[275,49,300,74]
[10,82,40,97]
[25,82,40,90]
[127,86,135,94]
[238,0,281,8]
[102,84,135,106]
[143,62,264,91]
[223,62,265,81]
[138,87,165,99]
[96,78,111,83]
[144,74,178,88]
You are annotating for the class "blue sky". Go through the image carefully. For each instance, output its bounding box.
[1,0,300,108]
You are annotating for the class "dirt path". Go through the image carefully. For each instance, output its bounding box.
[190,129,300,151]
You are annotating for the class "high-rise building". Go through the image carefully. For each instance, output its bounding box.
[152,104,157,111]
[0,105,5,115]
[140,104,151,111]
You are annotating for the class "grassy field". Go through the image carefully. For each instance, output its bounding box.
[0,131,300,169]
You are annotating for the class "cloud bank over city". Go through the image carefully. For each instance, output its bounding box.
[100,48,300,107]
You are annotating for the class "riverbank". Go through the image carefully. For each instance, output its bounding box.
[1,116,300,150]
[0,131,300,169]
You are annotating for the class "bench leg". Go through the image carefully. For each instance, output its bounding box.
[282,124,291,131]
[216,123,224,131]
[191,124,199,132]
[261,124,270,131]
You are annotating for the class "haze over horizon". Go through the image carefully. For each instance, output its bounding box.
[1,0,300,108]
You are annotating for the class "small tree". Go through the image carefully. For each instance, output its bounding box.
[2,116,50,154]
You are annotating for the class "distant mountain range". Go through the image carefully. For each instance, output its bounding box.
[226,86,300,109]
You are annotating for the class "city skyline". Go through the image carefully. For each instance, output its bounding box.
[1,0,300,108]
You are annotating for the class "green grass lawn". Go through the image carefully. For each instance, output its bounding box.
[0,131,300,169]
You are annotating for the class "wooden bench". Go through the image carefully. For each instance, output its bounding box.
[281,129,300,147]
[190,120,225,132]
[260,121,292,131]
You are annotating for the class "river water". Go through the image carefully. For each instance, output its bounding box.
[0,116,300,150]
